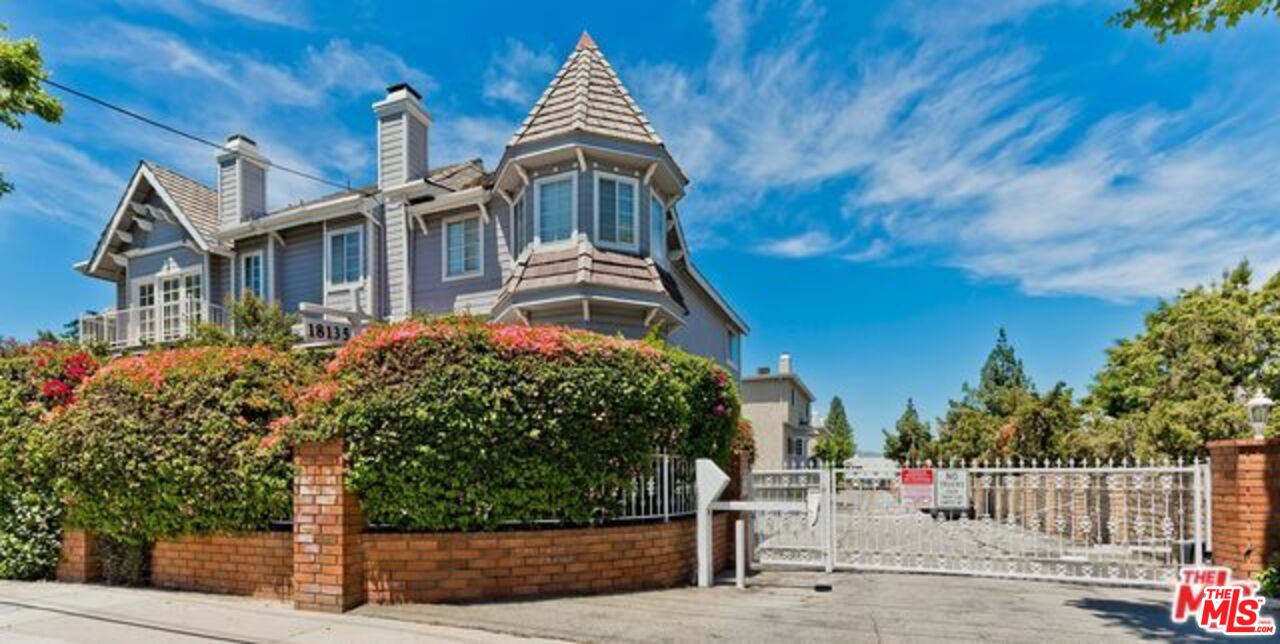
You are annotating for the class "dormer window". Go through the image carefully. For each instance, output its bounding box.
[595,172,637,251]
[535,171,576,245]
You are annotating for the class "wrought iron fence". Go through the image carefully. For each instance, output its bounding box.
[746,458,1211,587]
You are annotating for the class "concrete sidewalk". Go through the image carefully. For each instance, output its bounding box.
[358,570,1221,643]
[0,581,556,643]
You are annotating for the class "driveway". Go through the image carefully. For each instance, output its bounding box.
[359,570,1220,643]
[0,581,556,643]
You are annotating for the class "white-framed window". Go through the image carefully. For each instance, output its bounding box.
[650,191,667,266]
[728,330,741,367]
[327,226,363,286]
[594,171,637,251]
[241,250,264,299]
[136,282,156,342]
[443,213,483,280]
[534,171,576,245]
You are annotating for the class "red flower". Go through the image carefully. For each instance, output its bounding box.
[42,379,73,405]
[61,352,97,384]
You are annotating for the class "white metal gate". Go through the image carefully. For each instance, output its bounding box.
[746,459,1210,587]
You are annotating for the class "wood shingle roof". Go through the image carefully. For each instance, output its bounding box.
[508,32,661,148]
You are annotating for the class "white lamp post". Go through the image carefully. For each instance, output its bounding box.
[1246,390,1273,439]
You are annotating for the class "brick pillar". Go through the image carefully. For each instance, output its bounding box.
[1207,438,1280,579]
[294,438,365,612]
[56,530,101,582]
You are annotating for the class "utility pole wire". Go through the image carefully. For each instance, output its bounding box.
[41,78,376,197]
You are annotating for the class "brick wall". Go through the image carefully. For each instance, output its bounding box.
[293,438,366,612]
[54,442,742,613]
[1208,438,1280,578]
[151,533,292,599]
[364,513,733,604]
[55,530,100,582]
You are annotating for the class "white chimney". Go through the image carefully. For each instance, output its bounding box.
[217,134,268,227]
[779,352,792,375]
[373,83,431,190]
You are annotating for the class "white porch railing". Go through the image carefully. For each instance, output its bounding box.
[80,300,228,349]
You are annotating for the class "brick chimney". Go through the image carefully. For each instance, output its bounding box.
[373,83,431,190]
[217,134,268,227]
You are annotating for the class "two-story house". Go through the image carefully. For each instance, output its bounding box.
[741,353,817,468]
[75,33,747,370]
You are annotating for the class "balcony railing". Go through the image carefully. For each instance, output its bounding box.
[80,300,228,350]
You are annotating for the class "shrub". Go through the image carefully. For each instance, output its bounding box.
[1259,552,1280,599]
[51,346,306,545]
[99,538,151,586]
[0,341,99,579]
[288,317,739,531]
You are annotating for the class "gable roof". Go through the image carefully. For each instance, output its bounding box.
[426,158,487,191]
[508,32,661,148]
[83,162,222,278]
[144,162,220,249]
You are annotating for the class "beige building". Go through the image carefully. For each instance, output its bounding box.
[741,353,816,469]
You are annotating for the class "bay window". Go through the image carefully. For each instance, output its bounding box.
[595,172,637,251]
[535,172,575,245]
[650,192,667,265]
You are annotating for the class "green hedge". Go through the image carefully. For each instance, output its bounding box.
[0,341,99,579]
[288,317,740,531]
[51,346,305,545]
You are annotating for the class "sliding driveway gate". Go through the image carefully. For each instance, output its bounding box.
[741,460,1210,587]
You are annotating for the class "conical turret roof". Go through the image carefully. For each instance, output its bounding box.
[508,31,661,147]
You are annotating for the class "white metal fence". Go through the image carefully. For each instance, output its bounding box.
[746,458,1211,587]
[609,454,696,521]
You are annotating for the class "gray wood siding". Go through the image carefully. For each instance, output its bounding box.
[410,205,503,315]
[385,203,410,318]
[280,223,323,313]
[210,256,229,308]
[129,246,204,280]
[242,163,266,219]
[667,267,735,370]
[378,114,406,188]
[406,117,427,181]
[218,159,238,227]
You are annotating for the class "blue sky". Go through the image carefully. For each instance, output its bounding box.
[2,1,1279,451]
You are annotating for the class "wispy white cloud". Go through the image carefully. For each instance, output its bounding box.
[0,18,437,228]
[482,39,558,106]
[630,0,1280,299]
[755,230,845,258]
[119,0,309,28]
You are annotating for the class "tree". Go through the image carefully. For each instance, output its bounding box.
[882,398,934,463]
[0,23,62,197]
[1111,0,1280,42]
[1085,262,1263,458]
[814,396,855,465]
[190,294,299,351]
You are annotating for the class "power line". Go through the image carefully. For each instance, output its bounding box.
[41,78,374,197]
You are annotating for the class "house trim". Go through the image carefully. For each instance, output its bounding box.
[87,163,214,277]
